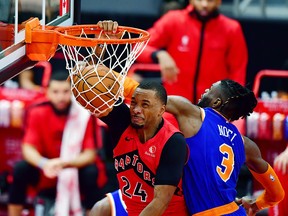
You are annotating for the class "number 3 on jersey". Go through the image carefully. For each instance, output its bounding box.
[216,144,235,182]
[121,176,148,202]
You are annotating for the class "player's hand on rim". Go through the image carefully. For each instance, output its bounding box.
[97,20,118,34]
[97,20,124,40]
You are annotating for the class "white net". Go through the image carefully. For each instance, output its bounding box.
[59,28,149,116]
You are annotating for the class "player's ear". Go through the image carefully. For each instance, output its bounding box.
[211,97,222,109]
[159,104,166,116]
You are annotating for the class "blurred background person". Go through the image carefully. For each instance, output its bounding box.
[136,0,248,133]
[8,72,105,216]
[269,145,288,216]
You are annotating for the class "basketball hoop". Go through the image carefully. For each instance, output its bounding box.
[25,18,150,116]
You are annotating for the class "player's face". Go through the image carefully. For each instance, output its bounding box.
[47,80,72,111]
[197,81,221,108]
[190,0,221,17]
[130,88,165,129]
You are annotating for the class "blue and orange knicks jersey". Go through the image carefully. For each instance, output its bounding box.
[183,108,246,215]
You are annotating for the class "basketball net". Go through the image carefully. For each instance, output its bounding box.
[24,18,150,116]
[61,29,148,115]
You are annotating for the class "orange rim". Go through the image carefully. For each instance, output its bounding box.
[25,18,150,61]
[55,25,150,46]
[25,18,150,46]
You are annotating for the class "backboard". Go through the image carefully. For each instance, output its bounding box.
[0,0,78,85]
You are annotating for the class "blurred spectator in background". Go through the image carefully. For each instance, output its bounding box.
[269,145,288,215]
[18,61,52,91]
[8,72,105,216]
[136,0,248,132]
[18,68,45,90]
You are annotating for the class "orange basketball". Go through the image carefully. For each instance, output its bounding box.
[71,65,120,114]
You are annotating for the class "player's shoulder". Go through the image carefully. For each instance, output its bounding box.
[165,7,186,16]
[165,132,187,157]
[242,135,259,152]
[171,132,186,143]
[26,100,51,118]
[218,14,242,29]
[160,7,188,22]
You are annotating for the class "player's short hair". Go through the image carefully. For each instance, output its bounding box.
[48,70,68,85]
[137,80,167,105]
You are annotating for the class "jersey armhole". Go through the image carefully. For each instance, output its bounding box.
[200,108,205,121]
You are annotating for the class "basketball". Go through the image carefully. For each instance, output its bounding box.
[71,64,120,114]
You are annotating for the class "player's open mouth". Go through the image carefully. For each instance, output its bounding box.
[132,116,143,123]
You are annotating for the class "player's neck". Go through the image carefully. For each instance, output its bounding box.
[137,118,163,143]
[213,108,231,123]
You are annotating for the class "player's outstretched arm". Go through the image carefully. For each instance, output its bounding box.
[242,136,285,215]
[92,20,122,63]
[166,96,202,138]
[123,76,139,99]
[96,75,139,119]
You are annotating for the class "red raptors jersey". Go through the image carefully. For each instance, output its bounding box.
[113,119,187,216]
